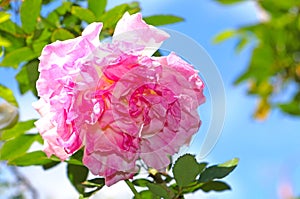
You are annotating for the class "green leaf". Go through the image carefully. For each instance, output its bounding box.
[0,35,12,47]
[20,0,42,34]
[67,164,89,194]
[235,37,249,53]
[1,119,35,140]
[279,101,300,116]
[88,0,107,18]
[15,60,39,96]
[134,190,159,199]
[143,15,184,26]
[0,85,18,107]
[51,28,75,42]
[55,2,72,15]
[8,151,55,166]
[0,12,10,23]
[0,47,38,68]
[146,183,171,199]
[99,2,140,30]
[213,29,236,44]
[200,181,231,192]
[199,158,239,183]
[0,134,40,160]
[173,154,201,187]
[82,178,105,188]
[71,6,96,24]
[214,0,243,5]
[0,19,24,36]
[132,179,152,187]
[42,161,61,170]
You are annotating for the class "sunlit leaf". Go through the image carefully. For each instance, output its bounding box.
[213,29,236,44]
[0,134,40,160]
[0,84,18,107]
[1,119,35,140]
[71,6,96,24]
[214,0,243,4]
[0,12,10,23]
[0,35,11,47]
[88,0,107,18]
[20,0,42,33]
[55,1,72,15]
[235,37,248,53]
[0,47,38,68]
[8,151,54,166]
[143,15,184,26]
[99,2,140,30]
[51,28,75,42]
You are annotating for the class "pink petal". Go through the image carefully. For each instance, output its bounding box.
[113,12,169,56]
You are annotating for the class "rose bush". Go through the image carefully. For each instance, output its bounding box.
[33,12,205,186]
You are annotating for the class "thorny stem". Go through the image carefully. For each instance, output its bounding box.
[125,179,142,199]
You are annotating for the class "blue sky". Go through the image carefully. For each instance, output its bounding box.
[1,0,300,198]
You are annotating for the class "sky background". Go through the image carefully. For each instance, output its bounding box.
[1,0,300,198]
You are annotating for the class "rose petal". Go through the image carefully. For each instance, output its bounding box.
[113,12,169,56]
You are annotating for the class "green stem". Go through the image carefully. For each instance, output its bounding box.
[125,179,142,199]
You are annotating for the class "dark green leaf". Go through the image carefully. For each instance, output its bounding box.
[67,164,89,194]
[88,0,107,18]
[8,151,54,166]
[200,181,231,192]
[199,158,239,183]
[1,119,35,140]
[20,0,42,33]
[0,134,40,160]
[15,60,39,96]
[213,29,236,44]
[71,6,96,24]
[42,161,61,170]
[0,47,38,68]
[173,154,201,187]
[51,28,75,42]
[143,15,183,26]
[0,84,18,107]
[132,179,152,187]
[146,183,171,199]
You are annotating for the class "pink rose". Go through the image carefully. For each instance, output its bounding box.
[34,12,205,186]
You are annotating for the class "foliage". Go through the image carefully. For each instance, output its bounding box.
[215,0,300,119]
[0,0,237,198]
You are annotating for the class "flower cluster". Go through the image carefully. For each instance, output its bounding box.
[33,12,205,186]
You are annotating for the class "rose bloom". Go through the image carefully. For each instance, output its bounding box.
[33,12,205,186]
